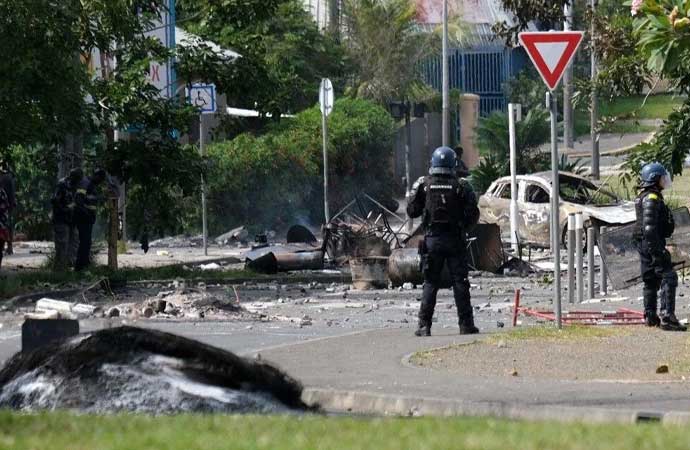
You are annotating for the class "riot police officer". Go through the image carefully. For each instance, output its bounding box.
[73,168,106,271]
[51,168,81,270]
[407,146,480,336]
[634,162,686,332]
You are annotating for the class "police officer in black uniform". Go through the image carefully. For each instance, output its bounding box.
[73,168,106,271]
[407,146,480,336]
[634,162,686,332]
[51,168,81,270]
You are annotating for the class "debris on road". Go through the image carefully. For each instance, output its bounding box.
[34,298,100,319]
[215,226,249,246]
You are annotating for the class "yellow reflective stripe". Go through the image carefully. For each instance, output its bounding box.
[648,193,659,200]
[76,189,87,194]
[86,205,97,210]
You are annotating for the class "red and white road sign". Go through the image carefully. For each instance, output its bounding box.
[518,31,584,91]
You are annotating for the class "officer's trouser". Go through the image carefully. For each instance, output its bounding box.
[75,221,93,271]
[639,244,678,319]
[54,222,77,271]
[419,233,473,326]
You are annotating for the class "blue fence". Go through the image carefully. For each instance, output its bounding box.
[422,47,513,117]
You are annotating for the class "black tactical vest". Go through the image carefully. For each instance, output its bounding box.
[423,175,463,230]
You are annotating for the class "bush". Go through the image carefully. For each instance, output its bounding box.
[622,98,690,189]
[2,145,58,240]
[206,98,396,234]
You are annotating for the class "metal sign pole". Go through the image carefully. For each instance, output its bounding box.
[322,109,330,223]
[508,103,519,252]
[547,91,562,328]
[200,116,208,256]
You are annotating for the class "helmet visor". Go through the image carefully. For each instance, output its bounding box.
[660,172,673,190]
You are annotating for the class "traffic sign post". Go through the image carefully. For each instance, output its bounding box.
[319,78,334,224]
[519,31,583,329]
[508,103,522,253]
[186,84,217,256]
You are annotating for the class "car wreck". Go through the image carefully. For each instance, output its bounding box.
[479,172,636,247]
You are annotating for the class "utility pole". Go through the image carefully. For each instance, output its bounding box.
[591,0,600,179]
[404,102,412,231]
[328,0,340,39]
[442,0,450,147]
[563,1,574,150]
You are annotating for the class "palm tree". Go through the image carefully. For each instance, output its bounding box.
[342,0,437,105]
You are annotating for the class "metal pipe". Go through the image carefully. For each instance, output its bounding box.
[200,116,208,256]
[567,214,576,304]
[587,227,595,299]
[576,213,584,303]
[600,225,608,295]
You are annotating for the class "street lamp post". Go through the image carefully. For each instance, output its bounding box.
[442,0,449,147]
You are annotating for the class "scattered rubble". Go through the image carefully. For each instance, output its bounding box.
[150,235,204,248]
[215,226,249,246]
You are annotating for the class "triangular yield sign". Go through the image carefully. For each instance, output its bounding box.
[518,31,584,91]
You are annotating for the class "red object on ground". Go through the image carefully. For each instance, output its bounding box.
[517,307,645,326]
[512,289,521,327]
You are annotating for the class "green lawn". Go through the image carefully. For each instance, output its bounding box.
[0,412,685,450]
[575,94,684,137]
[599,94,684,120]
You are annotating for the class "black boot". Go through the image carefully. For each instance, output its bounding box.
[458,318,479,335]
[414,321,431,337]
[660,314,687,332]
[644,311,660,327]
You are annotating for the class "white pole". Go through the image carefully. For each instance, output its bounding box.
[200,116,208,256]
[322,109,330,223]
[567,214,576,304]
[442,0,449,146]
[575,212,584,304]
[548,91,562,328]
[508,103,519,252]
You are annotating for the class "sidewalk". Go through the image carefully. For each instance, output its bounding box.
[260,327,690,423]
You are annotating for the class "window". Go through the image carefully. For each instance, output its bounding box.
[497,184,511,200]
[558,175,619,206]
[525,184,549,204]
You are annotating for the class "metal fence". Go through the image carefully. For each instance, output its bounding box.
[422,47,512,117]
[600,208,690,291]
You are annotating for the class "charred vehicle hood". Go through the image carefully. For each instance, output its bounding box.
[575,202,636,225]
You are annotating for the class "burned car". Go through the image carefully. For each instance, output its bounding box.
[479,172,635,248]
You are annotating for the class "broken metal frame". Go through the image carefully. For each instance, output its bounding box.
[515,307,645,325]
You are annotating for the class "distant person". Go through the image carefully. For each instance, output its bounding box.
[73,168,106,271]
[634,162,686,331]
[0,161,15,269]
[454,145,470,178]
[407,146,480,336]
[51,168,81,271]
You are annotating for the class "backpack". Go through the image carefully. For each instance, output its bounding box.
[423,176,463,229]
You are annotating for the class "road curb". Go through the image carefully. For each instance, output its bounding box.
[302,387,690,425]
